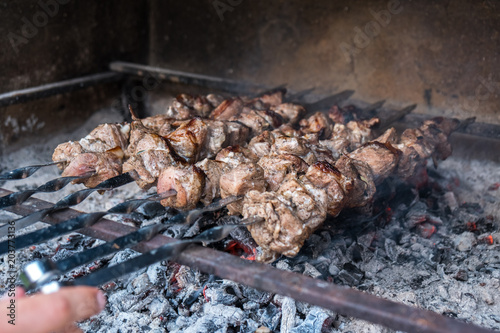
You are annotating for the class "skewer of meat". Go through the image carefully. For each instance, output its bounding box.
[156,117,460,261]
[53,91,379,191]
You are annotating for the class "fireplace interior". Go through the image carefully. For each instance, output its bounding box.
[0,1,499,332]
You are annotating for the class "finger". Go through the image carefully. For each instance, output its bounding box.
[3,286,106,333]
[0,287,26,300]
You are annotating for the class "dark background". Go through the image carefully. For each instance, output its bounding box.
[0,0,498,152]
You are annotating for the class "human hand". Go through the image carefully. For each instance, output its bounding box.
[0,286,106,333]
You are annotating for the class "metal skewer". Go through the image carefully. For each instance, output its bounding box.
[22,216,263,292]
[0,172,137,237]
[0,161,64,181]
[22,196,241,284]
[0,173,94,210]
[0,190,175,255]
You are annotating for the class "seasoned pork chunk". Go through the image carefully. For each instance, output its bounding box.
[210,98,244,120]
[272,103,305,125]
[258,154,308,191]
[299,112,332,139]
[243,174,328,259]
[305,162,351,216]
[335,155,376,208]
[195,159,232,205]
[157,165,205,210]
[166,118,208,163]
[220,163,267,214]
[79,123,130,153]
[348,142,400,184]
[62,149,123,188]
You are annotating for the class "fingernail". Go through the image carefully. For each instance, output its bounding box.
[96,290,106,311]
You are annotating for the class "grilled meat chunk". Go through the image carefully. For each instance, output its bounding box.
[258,154,308,191]
[348,142,400,184]
[305,162,350,216]
[220,162,267,214]
[157,165,205,210]
[195,159,232,205]
[210,98,244,120]
[62,149,123,188]
[243,174,328,259]
[272,103,305,125]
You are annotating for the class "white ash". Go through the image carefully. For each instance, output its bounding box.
[0,107,499,332]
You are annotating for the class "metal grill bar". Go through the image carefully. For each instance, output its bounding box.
[0,72,123,107]
[0,188,494,333]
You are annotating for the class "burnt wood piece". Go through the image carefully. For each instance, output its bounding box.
[0,188,494,333]
[0,72,123,107]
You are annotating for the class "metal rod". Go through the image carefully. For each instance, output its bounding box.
[0,188,494,333]
[0,172,136,237]
[0,161,62,181]
[110,61,264,94]
[395,113,500,140]
[0,72,123,107]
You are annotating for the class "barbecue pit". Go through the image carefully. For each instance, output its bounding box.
[1,1,499,333]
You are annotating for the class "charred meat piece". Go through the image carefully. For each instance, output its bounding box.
[210,98,244,120]
[62,149,123,188]
[243,174,328,259]
[220,163,267,214]
[216,146,258,168]
[123,116,176,188]
[195,159,232,205]
[305,162,350,216]
[53,123,129,166]
[166,118,208,163]
[272,103,306,125]
[140,115,173,137]
[300,112,333,139]
[157,165,205,210]
[348,141,400,184]
[79,123,130,153]
[52,141,84,167]
[335,155,376,208]
[258,154,309,191]
[248,131,275,158]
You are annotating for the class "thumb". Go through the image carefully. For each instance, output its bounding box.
[4,286,106,333]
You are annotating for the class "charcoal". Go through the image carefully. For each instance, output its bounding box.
[243,301,260,310]
[149,296,173,318]
[279,296,297,333]
[295,301,311,315]
[239,319,260,333]
[255,304,281,331]
[454,232,477,252]
[290,307,334,333]
[204,284,239,305]
[147,262,167,286]
[337,263,364,286]
[242,286,272,304]
[328,263,340,276]
[384,238,399,262]
[107,248,140,265]
[454,270,469,281]
[127,272,152,295]
[405,201,428,228]
[345,243,363,263]
[108,289,140,312]
[128,293,157,312]
[303,262,322,279]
